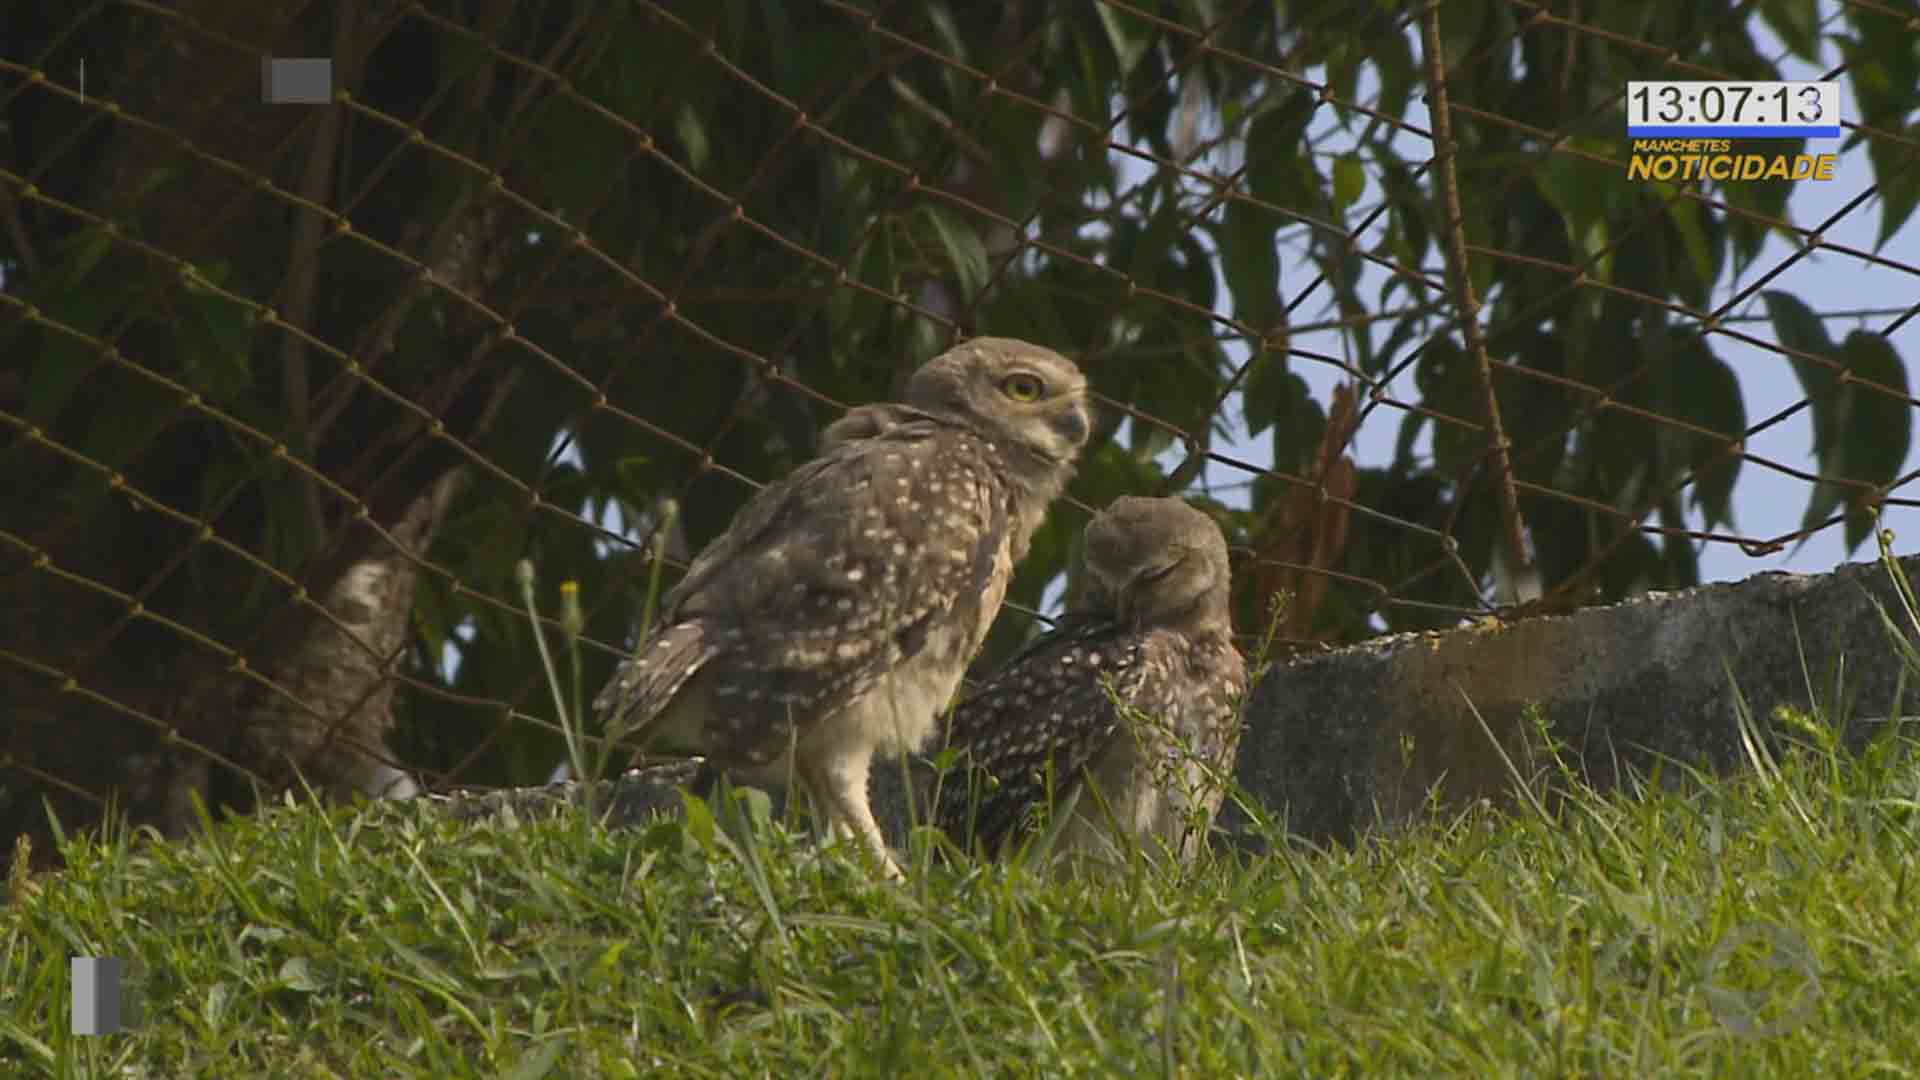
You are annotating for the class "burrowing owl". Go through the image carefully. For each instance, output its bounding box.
[935,496,1247,863]
[595,338,1092,877]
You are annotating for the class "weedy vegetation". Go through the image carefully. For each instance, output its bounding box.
[6,534,1920,1076]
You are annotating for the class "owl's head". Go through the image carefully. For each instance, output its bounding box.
[906,338,1093,470]
[1082,496,1233,631]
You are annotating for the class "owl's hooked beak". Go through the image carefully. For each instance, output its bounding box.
[1051,402,1091,449]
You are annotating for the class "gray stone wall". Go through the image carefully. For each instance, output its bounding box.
[1218,553,1920,847]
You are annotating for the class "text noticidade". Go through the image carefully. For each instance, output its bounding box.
[1627,139,1837,183]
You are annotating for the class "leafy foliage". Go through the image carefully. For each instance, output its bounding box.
[0,0,1913,815]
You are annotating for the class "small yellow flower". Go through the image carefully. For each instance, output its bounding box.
[560,580,583,638]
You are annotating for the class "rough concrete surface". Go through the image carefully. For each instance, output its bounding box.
[1218,552,1920,847]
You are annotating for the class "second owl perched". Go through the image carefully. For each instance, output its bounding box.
[935,496,1247,863]
[595,338,1091,878]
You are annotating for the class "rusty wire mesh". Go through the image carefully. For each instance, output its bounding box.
[2,0,1918,865]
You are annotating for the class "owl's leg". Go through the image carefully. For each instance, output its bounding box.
[842,791,904,882]
[797,751,903,881]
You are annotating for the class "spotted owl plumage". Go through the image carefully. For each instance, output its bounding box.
[594,338,1092,877]
[935,496,1247,862]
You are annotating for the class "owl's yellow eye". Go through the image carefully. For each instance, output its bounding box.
[1001,372,1045,402]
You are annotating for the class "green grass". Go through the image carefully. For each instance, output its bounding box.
[6,714,1920,1076]
[10,537,1920,1076]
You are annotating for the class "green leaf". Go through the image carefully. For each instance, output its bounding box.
[679,789,717,850]
[1759,289,1834,360]
[1720,136,1801,273]
[1414,337,1480,475]
[1664,197,1714,297]
[612,455,653,503]
[1666,334,1746,531]
[1245,91,1320,215]
[674,105,710,173]
[758,0,804,90]
[1658,495,1703,588]
[1538,141,1619,281]
[1800,473,1845,555]
[1095,3,1149,78]
[504,1037,568,1080]
[1760,289,1838,460]
[447,498,531,595]
[1089,438,1165,503]
[50,224,116,293]
[1377,158,1430,272]
[1845,8,1920,118]
[276,957,323,993]
[1834,330,1912,552]
[1243,361,1325,475]
[1393,408,1426,470]
[1216,198,1283,335]
[1172,232,1223,324]
[1105,322,1229,448]
[1332,154,1366,213]
[1370,18,1419,122]
[1759,0,1821,62]
[1326,44,1360,113]
[25,294,110,426]
[413,576,457,672]
[1491,333,1573,488]
[922,3,967,66]
[1238,348,1289,438]
[1451,188,1497,302]
[180,264,256,404]
[831,233,898,350]
[919,206,990,301]
[1870,144,1920,254]
[1839,18,1920,246]
[606,23,667,117]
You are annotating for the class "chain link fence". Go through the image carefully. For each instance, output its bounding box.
[2,0,1916,869]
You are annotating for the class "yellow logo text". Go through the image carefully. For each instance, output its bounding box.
[1627,139,1836,182]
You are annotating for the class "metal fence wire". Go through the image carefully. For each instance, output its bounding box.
[2,0,1917,869]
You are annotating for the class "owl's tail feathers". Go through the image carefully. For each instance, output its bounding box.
[594,620,719,752]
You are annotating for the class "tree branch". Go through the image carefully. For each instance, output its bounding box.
[1419,3,1534,593]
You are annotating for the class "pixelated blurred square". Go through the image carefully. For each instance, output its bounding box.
[72,956,122,1035]
[262,58,333,104]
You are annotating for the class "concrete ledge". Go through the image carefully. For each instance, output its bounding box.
[1219,553,1920,847]
[421,761,697,830]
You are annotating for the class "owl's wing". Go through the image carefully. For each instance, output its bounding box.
[594,439,892,725]
[936,625,1151,853]
[672,417,1006,625]
[660,414,942,616]
[990,608,1116,674]
[605,417,1015,759]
